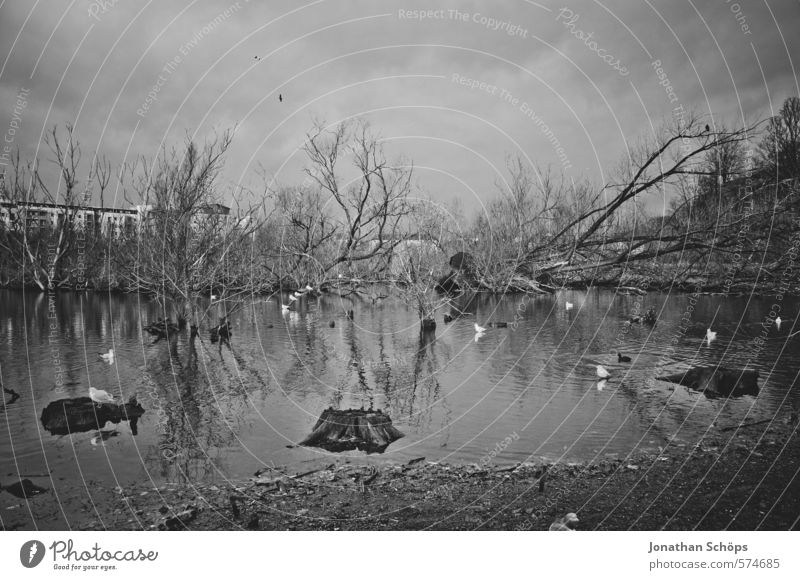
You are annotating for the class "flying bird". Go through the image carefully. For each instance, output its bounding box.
[89,387,115,405]
[565,302,574,310]
[596,365,610,379]
[474,322,487,333]
[705,124,710,132]
[279,94,283,102]
[775,316,782,330]
[549,512,579,531]
[706,328,717,345]
[597,379,607,391]
[99,349,114,364]
[617,352,632,363]
[281,302,295,312]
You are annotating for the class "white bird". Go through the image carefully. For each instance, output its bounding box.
[566,302,574,310]
[89,387,115,405]
[775,316,782,330]
[281,303,295,312]
[210,294,218,301]
[292,291,302,299]
[597,379,607,391]
[99,349,114,364]
[596,365,610,379]
[474,331,486,343]
[304,285,313,292]
[706,328,717,344]
[474,323,487,333]
[549,512,579,531]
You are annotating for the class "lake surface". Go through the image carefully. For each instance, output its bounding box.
[2,288,799,498]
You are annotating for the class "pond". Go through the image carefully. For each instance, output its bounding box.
[1,288,798,498]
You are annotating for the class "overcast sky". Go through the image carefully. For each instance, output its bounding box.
[1,0,798,217]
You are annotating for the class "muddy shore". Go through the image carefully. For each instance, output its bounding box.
[4,419,798,531]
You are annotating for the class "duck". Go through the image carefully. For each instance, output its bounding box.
[549,512,579,531]
[706,328,717,344]
[596,365,611,379]
[474,322,487,333]
[99,349,114,364]
[775,316,782,330]
[617,352,632,363]
[565,302,574,310]
[89,387,115,405]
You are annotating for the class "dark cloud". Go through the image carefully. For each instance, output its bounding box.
[1,0,798,213]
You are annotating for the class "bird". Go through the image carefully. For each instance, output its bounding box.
[89,387,115,405]
[775,316,782,330]
[596,365,610,379]
[549,512,579,531]
[279,94,283,102]
[210,294,218,300]
[617,352,632,363]
[706,328,717,345]
[443,313,453,324]
[565,302,574,310]
[705,124,710,132]
[474,322,487,333]
[99,349,114,364]
[281,303,295,312]
[597,379,607,391]
[304,284,313,292]
[329,320,335,328]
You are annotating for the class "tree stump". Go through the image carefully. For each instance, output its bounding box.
[298,408,404,453]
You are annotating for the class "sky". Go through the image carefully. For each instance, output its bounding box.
[1,0,799,219]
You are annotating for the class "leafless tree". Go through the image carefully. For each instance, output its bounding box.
[118,131,262,335]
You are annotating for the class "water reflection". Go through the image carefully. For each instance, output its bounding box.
[0,288,799,493]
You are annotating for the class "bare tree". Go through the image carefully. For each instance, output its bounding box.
[118,131,261,337]
[301,120,415,283]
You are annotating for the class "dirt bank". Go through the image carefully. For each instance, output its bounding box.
[4,420,798,531]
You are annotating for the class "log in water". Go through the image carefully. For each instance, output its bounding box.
[656,367,759,398]
[40,397,146,435]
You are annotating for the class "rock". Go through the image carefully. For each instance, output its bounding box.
[657,367,759,398]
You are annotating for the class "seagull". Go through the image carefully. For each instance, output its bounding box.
[775,316,782,330]
[596,365,610,379]
[99,349,114,364]
[89,387,115,405]
[706,328,717,345]
[617,352,632,363]
[474,322,487,333]
[549,512,579,531]
[565,302,574,310]
[304,285,313,292]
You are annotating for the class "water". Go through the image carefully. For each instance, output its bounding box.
[1,288,799,495]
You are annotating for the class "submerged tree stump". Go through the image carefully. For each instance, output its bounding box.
[299,407,404,453]
[40,396,146,436]
[657,367,759,399]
